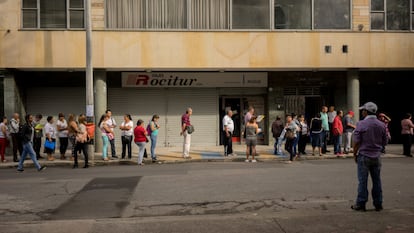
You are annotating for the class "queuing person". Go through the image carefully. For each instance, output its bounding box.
[9,113,22,162]
[309,113,323,156]
[98,114,112,161]
[298,114,309,155]
[181,107,193,159]
[222,110,234,157]
[291,113,300,157]
[73,115,89,168]
[0,117,8,162]
[134,119,147,166]
[285,115,298,163]
[343,111,356,154]
[320,106,330,154]
[44,116,57,161]
[332,110,344,156]
[119,114,133,160]
[245,116,259,163]
[378,113,391,153]
[400,113,414,157]
[33,114,44,160]
[271,116,284,155]
[149,114,161,162]
[67,114,79,161]
[56,113,69,160]
[16,114,46,172]
[351,102,387,212]
[105,109,118,159]
[327,106,336,145]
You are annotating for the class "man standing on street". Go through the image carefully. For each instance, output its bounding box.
[181,107,193,159]
[320,106,330,154]
[9,113,22,162]
[223,109,234,157]
[352,102,387,212]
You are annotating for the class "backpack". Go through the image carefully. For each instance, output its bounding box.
[146,122,152,135]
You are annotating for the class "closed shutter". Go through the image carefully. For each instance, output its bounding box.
[26,87,85,117]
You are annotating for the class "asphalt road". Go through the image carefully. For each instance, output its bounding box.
[0,158,413,233]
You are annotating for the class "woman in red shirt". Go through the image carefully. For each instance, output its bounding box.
[134,119,147,165]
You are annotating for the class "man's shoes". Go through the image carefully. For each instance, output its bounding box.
[152,158,158,163]
[375,205,383,211]
[405,154,413,157]
[112,155,119,159]
[38,166,46,172]
[17,168,24,172]
[351,204,366,212]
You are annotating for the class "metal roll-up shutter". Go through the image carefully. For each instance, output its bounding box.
[26,87,85,117]
[108,88,168,152]
[165,88,218,147]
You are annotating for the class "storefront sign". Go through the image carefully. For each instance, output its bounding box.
[122,72,267,88]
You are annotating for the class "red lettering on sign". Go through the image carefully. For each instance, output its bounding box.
[135,75,150,86]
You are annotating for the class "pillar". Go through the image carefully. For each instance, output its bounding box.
[347,69,360,121]
[3,72,25,119]
[94,70,107,153]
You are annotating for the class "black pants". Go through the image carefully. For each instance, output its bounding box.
[109,139,116,157]
[298,134,308,154]
[59,137,69,155]
[121,135,132,159]
[33,137,42,158]
[223,131,233,156]
[285,138,294,161]
[11,133,22,160]
[402,134,412,156]
[74,142,89,166]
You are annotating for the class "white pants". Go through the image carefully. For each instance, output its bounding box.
[183,131,191,157]
[344,131,353,152]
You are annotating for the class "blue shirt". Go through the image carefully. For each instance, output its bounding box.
[353,115,387,158]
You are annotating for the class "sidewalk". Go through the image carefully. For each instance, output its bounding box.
[0,144,409,169]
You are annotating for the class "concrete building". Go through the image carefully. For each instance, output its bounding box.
[1,0,413,153]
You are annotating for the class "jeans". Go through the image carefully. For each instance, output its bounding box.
[321,130,328,153]
[33,137,42,158]
[135,142,146,164]
[109,138,116,157]
[333,134,342,154]
[150,134,158,160]
[285,138,294,161]
[344,131,353,153]
[292,133,299,155]
[121,135,132,159]
[223,131,233,156]
[102,135,109,159]
[356,155,382,207]
[18,142,42,170]
[183,131,191,157]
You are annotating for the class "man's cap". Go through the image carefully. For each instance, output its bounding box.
[359,102,378,113]
[348,111,354,116]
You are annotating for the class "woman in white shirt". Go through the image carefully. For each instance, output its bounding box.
[44,116,57,161]
[119,114,133,159]
[0,117,9,162]
[56,113,69,160]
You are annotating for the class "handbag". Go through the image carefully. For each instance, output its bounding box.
[285,129,295,140]
[186,125,194,134]
[44,140,56,150]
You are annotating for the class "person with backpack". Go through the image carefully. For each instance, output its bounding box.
[147,115,160,163]
[17,114,46,172]
[9,113,22,162]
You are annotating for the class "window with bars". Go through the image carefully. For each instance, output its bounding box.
[371,0,411,30]
[22,0,85,29]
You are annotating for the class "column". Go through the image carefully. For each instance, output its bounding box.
[3,72,25,119]
[347,69,360,121]
[94,70,107,153]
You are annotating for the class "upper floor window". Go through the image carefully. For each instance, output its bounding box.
[371,0,411,30]
[22,0,85,29]
[190,0,230,30]
[232,0,270,29]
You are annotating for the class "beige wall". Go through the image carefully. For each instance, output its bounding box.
[0,0,413,70]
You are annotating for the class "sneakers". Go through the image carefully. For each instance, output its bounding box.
[17,168,24,172]
[251,159,257,163]
[245,159,249,162]
[351,204,366,212]
[38,166,46,172]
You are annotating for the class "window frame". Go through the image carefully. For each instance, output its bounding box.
[21,0,85,30]
[370,0,412,31]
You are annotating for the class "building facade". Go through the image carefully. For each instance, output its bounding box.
[1,0,414,152]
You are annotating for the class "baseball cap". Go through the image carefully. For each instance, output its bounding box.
[359,102,378,113]
[348,110,354,116]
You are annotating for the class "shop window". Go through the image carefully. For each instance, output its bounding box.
[313,0,351,29]
[274,0,311,29]
[22,0,85,29]
[371,0,411,30]
[190,0,230,29]
[232,0,270,29]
